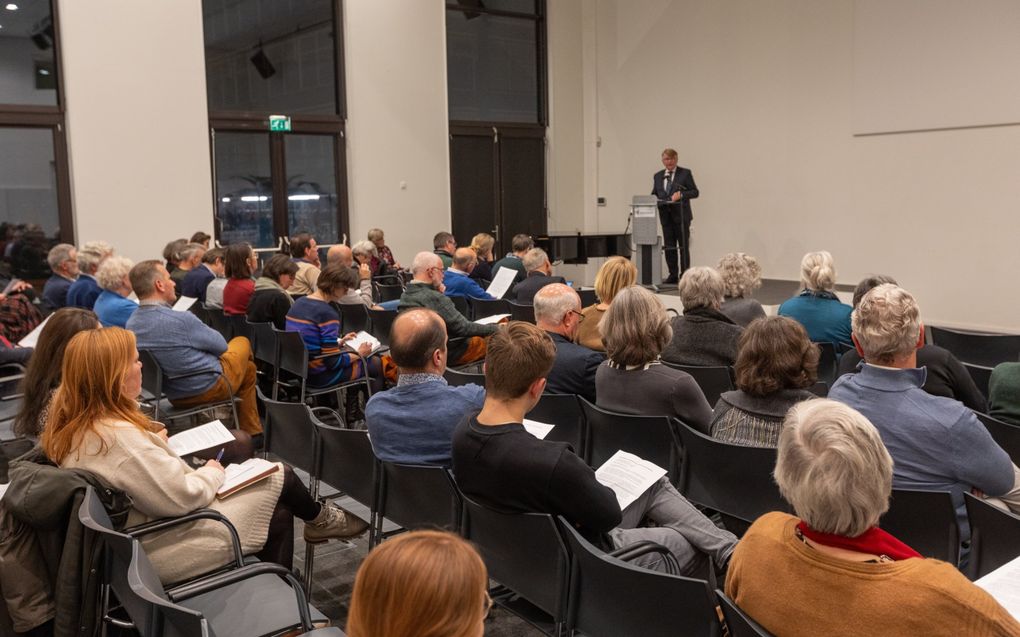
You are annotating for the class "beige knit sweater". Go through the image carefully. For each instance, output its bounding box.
[60,419,283,584]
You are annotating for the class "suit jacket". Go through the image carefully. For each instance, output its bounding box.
[652,166,699,219]
[180,265,216,304]
[512,272,566,305]
[545,332,604,403]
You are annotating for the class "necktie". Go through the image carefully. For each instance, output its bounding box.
[664,171,673,194]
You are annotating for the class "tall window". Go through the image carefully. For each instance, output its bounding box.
[0,0,72,281]
[202,0,346,252]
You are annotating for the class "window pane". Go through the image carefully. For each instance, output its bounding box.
[0,0,58,106]
[203,0,337,115]
[0,127,60,279]
[214,132,275,248]
[285,134,338,243]
[446,10,539,123]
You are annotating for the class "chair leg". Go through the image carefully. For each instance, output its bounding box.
[303,542,315,594]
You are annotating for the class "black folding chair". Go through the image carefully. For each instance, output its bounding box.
[443,367,485,387]
[963,363,993,400]
[315,424,380,544]
[273,327,372,406]
[659,362,734,406]
[814,342,839,387]
[807,381,829,397]
[374,462,462,546]
[225,314,253,342]
[717,590,774,637]
[367,308,398,347]
[138,349,239,426]
[577,288,598,307]
[469,296,511,320]
[930,326,1020,367]
[508,301,536,323]
[880,489,959,565]
[965,492,1020,579]
[527,393,585,454]
[338,303,370,334]
[975,411,1020,464]
[560,520,721,637]
[208,309,234,341]
[450,295,472,319]
[374,282,404,304]
[579,397,680,483]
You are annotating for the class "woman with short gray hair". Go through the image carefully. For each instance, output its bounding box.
[353,239,393,278]
[661,266,743,366]
[595,286,712,432]
[726,398,1019,635]
[93,255,137,328]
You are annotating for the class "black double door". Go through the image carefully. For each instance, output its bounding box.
[449,124,546,256]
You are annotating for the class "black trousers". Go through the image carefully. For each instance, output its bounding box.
[659,205,692,277]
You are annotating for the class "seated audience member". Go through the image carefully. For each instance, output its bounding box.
[203,249,229,309]
[126,260,262,435]
[288,232,321,296]
[327,244,376,307]
[67,242,112,309]
[0,279,41,344]
[710,317,818,447]
[93,256,137,328]
[222,242,257,316]
[838,275,986,412]
[433,231,457,269]
[778,251,853,347]
[468,232,495,283]
[353,240,393,278]
[44,327,368,583]
[182,247,224,305]
[662,266,743,366]
[347,530,488,637]
[170,242,206,291]
[596,286,713,433]
[12,307,99,440]
[990,363,1020,426]
[247,253,297,330]
[717,252,766,327]
[162,238,187,274]
[491,233,533,286]
[453,322,736,575]
[189,231,211,248]
[511,248,566,305]
[285,263,384,393]
[365,309,484,465]
[829,284,1020,538]
[399,252,498,365]
[42,243,79,310]
[575,256,637,352]
[444,248,494,300]
[727,399,1020,636]
[534,283,603,403]
[368,227,401,271]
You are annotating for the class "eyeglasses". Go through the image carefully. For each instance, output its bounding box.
[568,309,585,323]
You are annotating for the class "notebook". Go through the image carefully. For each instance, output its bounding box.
[216,458,279,499]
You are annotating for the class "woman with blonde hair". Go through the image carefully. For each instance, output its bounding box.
[717,252,766,327]
[42,327,368,584]
[347,530,490,637]
[778,250,853,346]
[574,256,637,351]
[468,232,495,283]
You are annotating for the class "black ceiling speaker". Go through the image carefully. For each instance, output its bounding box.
[250,46,276,79]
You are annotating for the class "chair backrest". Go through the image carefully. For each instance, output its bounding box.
[814,342,838,387]
[248,320,278,367]
[716,590,774,637]
[226,314,253,342]
[450,295,471,319]
[274,328,311,379]
[807,381,829,397]
[262,393,320,476]
[671,419,789,524]
[378,462,462,533]
[127,542,208,637]
[208,309,233,341]
[191,304,212,326]
[338,303,369,334]
[366,308,397,347]
[929,326,1020,367]
[659,363,734,406]
[579,398,679,479]
[469,297,510,320]
[443,367,485,387]
[460,494,570,622]
[577,288,597,307]
[374,282,403,303]
[560,520,720,637]
[528,393,585,454]
[964,492,1020,579]
[879,489,959,564]
[508,301,535,324]
[963,363,993,399]
[975,412,1020,464]
[138,349,165,399]
[315,425,378,509]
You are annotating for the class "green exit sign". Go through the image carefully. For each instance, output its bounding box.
[269,115,291,132]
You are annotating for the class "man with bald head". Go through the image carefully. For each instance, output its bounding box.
[365,308,485,465]
[443,247,495,300]
[326,243,374,307]
[534,284,604,403]
[398,252,498,365]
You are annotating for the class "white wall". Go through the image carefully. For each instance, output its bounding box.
[546,0,1020,331]
[343,0,451,266]
[57,0,214,264]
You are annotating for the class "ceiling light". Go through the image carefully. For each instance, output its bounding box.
[220,197,231,203]
[5,4,19,11]
[288,194,320,201]
[240,195,268,202]
[38,69,49,76]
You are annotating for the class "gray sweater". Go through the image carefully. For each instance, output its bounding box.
[720,296,766,327]
[661,308,743,367]
[595,360,713,433]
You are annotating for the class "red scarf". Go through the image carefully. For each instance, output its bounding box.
[797,521,921,561]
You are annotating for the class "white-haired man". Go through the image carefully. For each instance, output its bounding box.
[511,247,565,305]
[42,243,79,310]
[829,283,1020,541]
[533,283,603,403]
[398,252,498,365]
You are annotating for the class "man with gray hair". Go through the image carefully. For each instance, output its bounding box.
[169,242,206,293]
[398,252,498,365]
[42,243,79,310]
[511,247,566,305]
[830,283,1020,540]
[534,283,603,403]
[67,241,113,309]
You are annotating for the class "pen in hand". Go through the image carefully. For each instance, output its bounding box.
[215,448,225,463]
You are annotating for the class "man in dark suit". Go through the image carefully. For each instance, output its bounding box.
[534,283,604,403]
[511,248,566,305]
[652,147,699,283]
